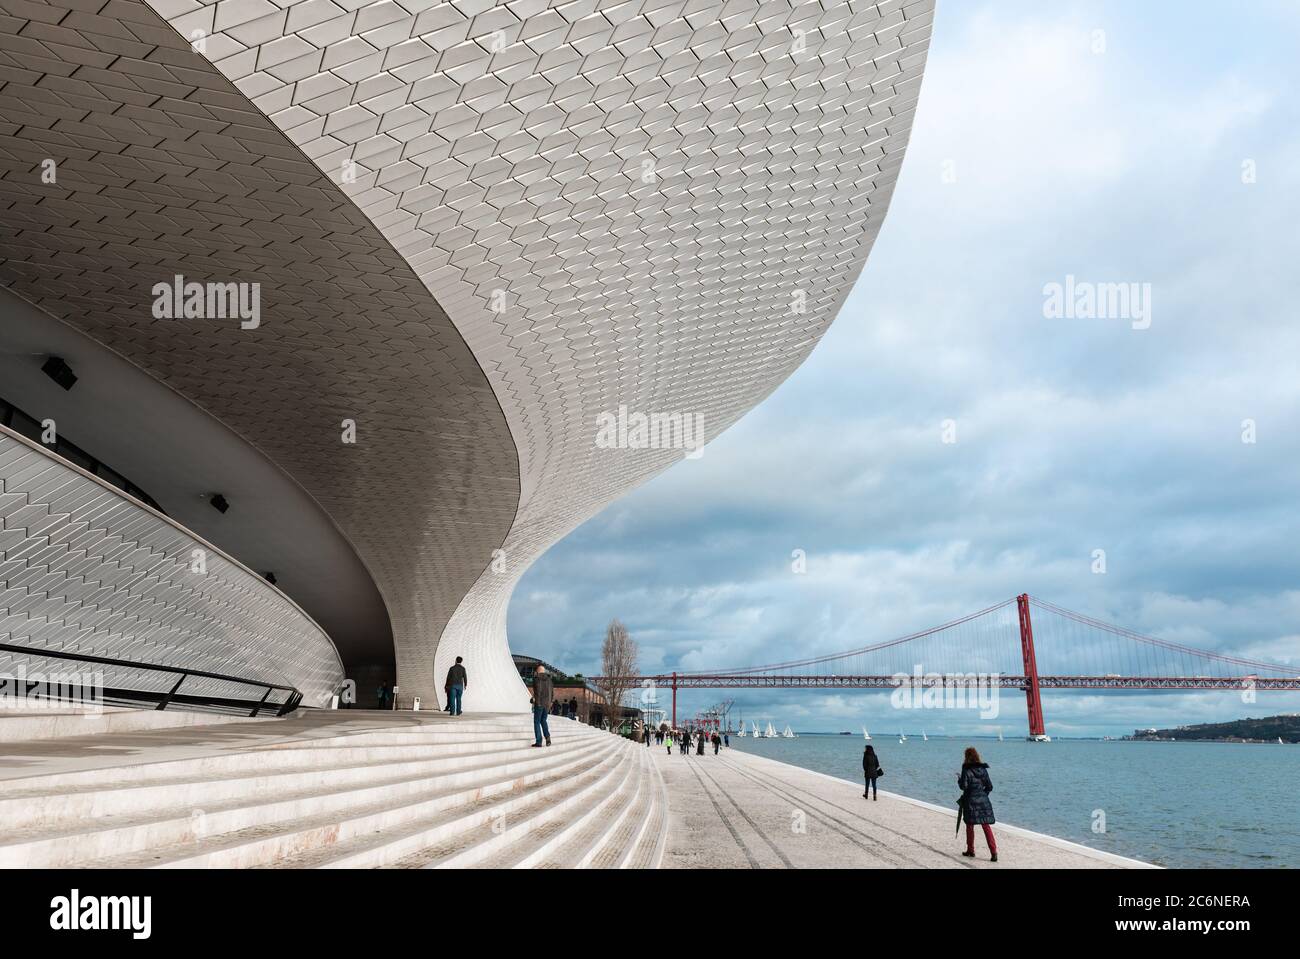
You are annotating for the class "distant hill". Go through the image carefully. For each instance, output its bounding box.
[1127,714,1300,743]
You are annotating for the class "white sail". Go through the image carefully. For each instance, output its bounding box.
[862,726,871,741]
[922,730,928,742]
[752,721,761,738]
[998,727,1004,742]
[899,729,907,743]
[765,721,778,739]
[782,724,795,738]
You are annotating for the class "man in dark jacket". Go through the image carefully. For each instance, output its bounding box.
[444,654,470,712]
[530,665,553,747]
[444,657,467,715]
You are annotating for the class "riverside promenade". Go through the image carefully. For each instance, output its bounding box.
[655,747,1151,869]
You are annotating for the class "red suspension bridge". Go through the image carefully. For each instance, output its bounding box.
[596,595,1300,735]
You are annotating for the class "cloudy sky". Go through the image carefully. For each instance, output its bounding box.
[507,0,1300,736]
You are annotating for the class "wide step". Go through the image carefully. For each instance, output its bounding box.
[0,712,665,869]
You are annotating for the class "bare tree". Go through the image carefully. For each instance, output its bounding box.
[600,618,638,730]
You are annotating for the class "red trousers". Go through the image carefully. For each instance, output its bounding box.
[966,823,997,854]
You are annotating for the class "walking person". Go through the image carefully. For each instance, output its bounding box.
[444,656,467,716]
[697,732,706,755]
[529,664,554,747]
[665,732,673,755]
[711,732,721,754]
[862,744,882,800]
[723,732,729,748]
[958,747,998,861]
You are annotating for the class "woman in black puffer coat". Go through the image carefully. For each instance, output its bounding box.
[862,745,882,800]
[958,747,998,861]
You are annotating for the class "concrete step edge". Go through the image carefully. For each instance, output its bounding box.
[421,745,631,870]
[531,742,649,869]
[0,739,615,868]
[0,731,602,795]
[0,736,603,833]
[159,738,626,869]
[476,745,641,870]
[299,739,629,869]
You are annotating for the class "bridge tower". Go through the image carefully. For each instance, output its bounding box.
[1017,594,1047,739]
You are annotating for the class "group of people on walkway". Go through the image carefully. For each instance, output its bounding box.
[863,744,999,862]
[651,726,727,756]
[549,695,580,719]
[432,658,998,862]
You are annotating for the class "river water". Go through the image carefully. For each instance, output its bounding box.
[728,734,1298,867]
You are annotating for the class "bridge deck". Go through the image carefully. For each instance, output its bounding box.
[656,747,1151,869]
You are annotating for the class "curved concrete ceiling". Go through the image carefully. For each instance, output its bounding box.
[0,286,390,665]
[1,0,933,712]
[0,0,520,687]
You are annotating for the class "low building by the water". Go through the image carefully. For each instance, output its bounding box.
[511,654,640,729]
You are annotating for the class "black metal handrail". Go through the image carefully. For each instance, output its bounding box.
[0,642,304,717]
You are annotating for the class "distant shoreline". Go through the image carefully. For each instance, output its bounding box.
[759,732,1294,744]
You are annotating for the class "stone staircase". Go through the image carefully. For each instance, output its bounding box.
[0,712,667,869]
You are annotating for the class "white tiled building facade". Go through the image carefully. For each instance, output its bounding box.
[0,0,932,710]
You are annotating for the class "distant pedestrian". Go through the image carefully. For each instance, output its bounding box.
[665,733,673,755]
[958,747,998,862]
[375,683,388,709]
[680,731,689,755]
[723,733,729,748]
[862,744,882,800]
[644,725,652,746]
[711,732,720,754]
[568,697,578,719]
[530,665,554,747]
[697,733,705,755]
[444,657,467,716]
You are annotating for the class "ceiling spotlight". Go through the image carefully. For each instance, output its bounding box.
[209,494,229,514]
[41,356,77,391]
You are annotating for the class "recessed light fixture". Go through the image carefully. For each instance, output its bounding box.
[209,494,229,514]
[41,356,77,391]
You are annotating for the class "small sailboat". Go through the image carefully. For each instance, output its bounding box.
[752,720,762,738]
[922,730,928,742]
[898,729,907,743]
[998,727,1004,742]
[1279,737,1285,745]
[736,724,746,738]
[765,721,778,739]
[782,724,796,739]
[862,726,872,741]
